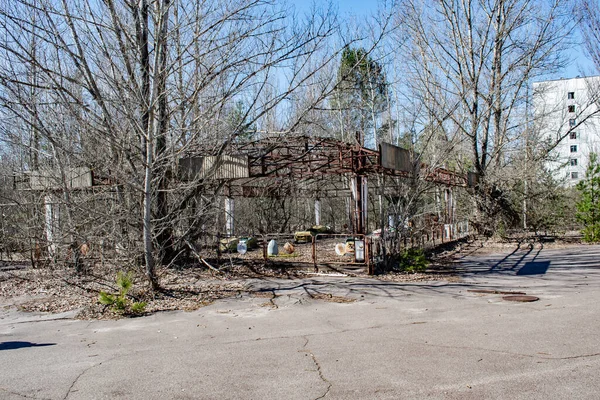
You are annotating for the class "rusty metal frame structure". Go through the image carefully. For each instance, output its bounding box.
[218,136,468,196]
[206,135,471,237]
[233,135,467,186]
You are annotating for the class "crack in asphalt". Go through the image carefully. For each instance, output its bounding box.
[4,317,74,326]
[63,368,87,400]
[557,352,600,360]
[62,356,118,400]
[300,336,332,400]
[267,290,279,309]
[0,387,52,400]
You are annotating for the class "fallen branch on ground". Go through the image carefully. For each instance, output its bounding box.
[184,239,222,273]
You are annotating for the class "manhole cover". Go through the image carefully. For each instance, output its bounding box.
[468,289,526,295]
[502,295,539,302]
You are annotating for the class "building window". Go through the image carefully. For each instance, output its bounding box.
[570,131,578,139]
[571,172,579,179]
[569,119,576,127]
[568,92,575,99]
[568,105,576,113]
[570,145,578,153]
[570,159,578,166]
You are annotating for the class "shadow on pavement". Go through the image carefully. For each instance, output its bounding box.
[243,245,600,301]
[0,341,56,351]
[248,278,467,301]
[517,261,550,276]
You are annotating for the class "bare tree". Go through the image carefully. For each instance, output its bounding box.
[399,0,575,233]
[0,0,349,288]
[579,0,600,72]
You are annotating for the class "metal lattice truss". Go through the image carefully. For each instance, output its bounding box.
[201,135,472,198]
[10,135,473,198]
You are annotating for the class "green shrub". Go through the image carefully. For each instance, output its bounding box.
[130,301,147,314]
[98,291,117,306]
[116,271,133,293]
[396,248,428,273]
[576,153,600,242]
[99,271,146,315]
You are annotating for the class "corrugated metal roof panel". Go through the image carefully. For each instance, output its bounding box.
[380,142,413,173]
[30,167,93,190]
[179,155,249,180]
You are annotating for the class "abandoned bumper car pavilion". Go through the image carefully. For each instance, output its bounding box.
[1,135,477,275]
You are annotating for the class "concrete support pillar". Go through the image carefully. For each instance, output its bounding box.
[225,197,234,237]
[44,194,57,256]
[445,188,454,224]
[314,199,321,226]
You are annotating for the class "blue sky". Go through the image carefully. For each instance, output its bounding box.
[289,0,596,79]
[290,0,378,15]
[566,47,596,78]
[334,0,378,14]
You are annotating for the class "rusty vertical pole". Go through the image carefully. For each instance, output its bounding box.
[355,175,363,235]
[351,140,366,236]
[366,237,373,275]
[312,235,318,272]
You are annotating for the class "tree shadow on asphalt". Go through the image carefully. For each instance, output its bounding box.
[0,341,56,351]
[248,278,469,301]
[246,243,600,301]
[241,242,600,304]
[457,243,600,276]
[516,261,550,275]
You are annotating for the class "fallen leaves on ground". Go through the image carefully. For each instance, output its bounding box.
[0,257,460,319]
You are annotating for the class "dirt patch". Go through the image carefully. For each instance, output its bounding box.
[375,271,461,283]
[0,258,456,319]
[251,291,279,309]
[251,291,278,299]
[0,263,246,319]
[309,293,356,303]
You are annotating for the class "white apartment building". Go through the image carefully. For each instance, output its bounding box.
[533,76,600,185]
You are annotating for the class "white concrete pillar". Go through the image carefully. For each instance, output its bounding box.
[44,194,56,256]
[445,188,454,224]
[315,199,321,226]
[225,197,234,236]
[388,214,395,230]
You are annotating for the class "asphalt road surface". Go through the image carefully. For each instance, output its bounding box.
[1,244,600,399]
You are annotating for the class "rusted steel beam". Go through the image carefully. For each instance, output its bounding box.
[189,135,471,187]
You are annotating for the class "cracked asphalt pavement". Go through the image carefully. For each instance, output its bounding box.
[1,244,600,399]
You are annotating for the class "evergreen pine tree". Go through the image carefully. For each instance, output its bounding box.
[576,153,600,242]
